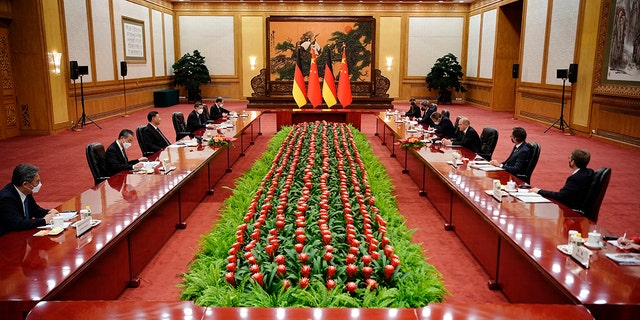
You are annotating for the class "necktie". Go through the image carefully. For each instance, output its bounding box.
[24,198,30,219]
[122,147,128,162]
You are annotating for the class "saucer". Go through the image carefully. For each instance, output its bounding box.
[584,241,604,249]
[557,244,572,255]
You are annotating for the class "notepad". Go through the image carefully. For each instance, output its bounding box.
[512,193,552,203]
[471,164,504,171]
[605,253,640,265]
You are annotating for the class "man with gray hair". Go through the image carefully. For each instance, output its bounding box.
[209,97,230,121]
[442,117,481,153]
[0,164,58,236]
[418,100,437,127]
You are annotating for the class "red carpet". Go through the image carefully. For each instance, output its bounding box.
[1,102,637,305]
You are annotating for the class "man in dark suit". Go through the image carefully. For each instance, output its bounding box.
[489,127,530,176]
[186,102,211,134]
[531,149,595,211]
[442,117,481,153]
[405,98,422,119]
[0,164,58,236]
[209,97,230,121]
[429,112,456,139]
[105,129,147,176]
[141,111,171,153]
[418,100,437,127]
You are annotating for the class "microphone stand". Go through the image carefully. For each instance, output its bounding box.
[544,77,574,135]
[72,78,78,131]
[77,74,102,129]
[122,74,129,117]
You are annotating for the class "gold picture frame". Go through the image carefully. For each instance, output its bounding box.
[122,17,146,63]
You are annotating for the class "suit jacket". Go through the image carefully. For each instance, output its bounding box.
[501,142,531,176]
[434,117,456,139]
[418,107,436,127]
[105,141,139,176]
[186,110,207,133]
[538,168,594,211]
[209,103,230,121]
[0,183,48,236]
[451,126,481,153]
[405,104,422,119]
[141,123,171,153]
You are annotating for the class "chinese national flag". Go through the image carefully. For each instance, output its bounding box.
[322,49,337,108]
[292,48,307,107]
[337,48,352,108]
[307,50,322,108]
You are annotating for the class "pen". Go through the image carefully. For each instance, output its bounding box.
[621,233,626,242]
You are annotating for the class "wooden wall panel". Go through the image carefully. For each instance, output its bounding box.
[465,80,492,109]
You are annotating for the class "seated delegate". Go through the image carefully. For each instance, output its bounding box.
[489,127,530,176]
[209,97,230,121]
[0,164,58,236]
[187,102,214,135]
[106,129,147,176]
[429,112,456,139]
[405,98,422,119]
[530,149,594,211]
[442,117,481,153]
[141,111,171,153]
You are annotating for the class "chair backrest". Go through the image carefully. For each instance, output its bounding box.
[518,141,540,184]
[478,127,499,160]
[580,167,611,222]
[85,142,108,185]
[172,112,189,141]
[136,126,153,156]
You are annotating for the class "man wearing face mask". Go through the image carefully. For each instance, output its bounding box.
[209,97,230,121]
[489,127,530,175]
[530,149,594,211]
[105,129,148,176]
[429,112,455,139]
[0,164,59,236]
[186,102,212,135]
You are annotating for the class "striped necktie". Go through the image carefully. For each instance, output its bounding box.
[24,198,30,219]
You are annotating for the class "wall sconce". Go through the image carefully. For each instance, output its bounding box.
[249,56,257,70]
[386,57,393,71]
[48,52,62,75]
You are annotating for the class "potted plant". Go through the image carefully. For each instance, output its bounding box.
[172,50,211,102]
[425,53,466,104]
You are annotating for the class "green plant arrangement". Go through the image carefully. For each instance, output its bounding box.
[180,121,447,307]
[395,137,425,150]
[208,136,236,148]
[425,53,466,104]
[172,50,211,102]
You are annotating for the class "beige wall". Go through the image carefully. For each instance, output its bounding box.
[5,0,640,148]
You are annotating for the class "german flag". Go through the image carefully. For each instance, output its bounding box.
[292,48,307,107]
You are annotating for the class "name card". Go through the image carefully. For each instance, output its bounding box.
[492,179,502,202]
[571,245,593,268]
[75,217,92,237]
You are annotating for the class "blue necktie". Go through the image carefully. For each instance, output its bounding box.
[24,198,30,219]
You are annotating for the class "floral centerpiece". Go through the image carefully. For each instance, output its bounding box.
[208,135,236,148]
[396,137,425,150]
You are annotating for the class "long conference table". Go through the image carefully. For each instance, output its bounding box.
[0,112,262,319]
[375,113,640,319]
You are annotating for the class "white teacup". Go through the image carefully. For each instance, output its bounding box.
[52,216,64,228]
[506,181,516,191]
[587,231,601,246]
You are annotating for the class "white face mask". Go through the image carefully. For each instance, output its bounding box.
[197,109,204,115]
[123,142,132,149]
[30,182,42,193]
